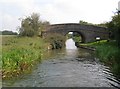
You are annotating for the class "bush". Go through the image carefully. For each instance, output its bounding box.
[45,33,66,49]
[107,15,120,47]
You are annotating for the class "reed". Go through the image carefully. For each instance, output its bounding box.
[2,35,46,79]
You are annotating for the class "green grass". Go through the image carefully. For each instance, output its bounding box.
[2,34,66,79]
[0,35,2,81]
[2,35,47,79]
[80,40,120,78]
[73,36,81,43]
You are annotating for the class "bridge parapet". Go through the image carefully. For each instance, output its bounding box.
[46,24,108,32]
[44,23,109,43]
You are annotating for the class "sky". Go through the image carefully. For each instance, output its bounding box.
[0,0,120,32]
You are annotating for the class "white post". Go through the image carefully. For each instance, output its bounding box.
[118,1,120,13]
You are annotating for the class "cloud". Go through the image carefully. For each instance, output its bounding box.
[0,0,119,32]
[0,0,38,31]
[1,14,20,31]
[40,0,119,24]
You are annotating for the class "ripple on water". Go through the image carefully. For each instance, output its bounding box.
[2,39,120,88]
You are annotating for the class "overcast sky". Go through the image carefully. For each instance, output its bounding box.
[0,0,120,32]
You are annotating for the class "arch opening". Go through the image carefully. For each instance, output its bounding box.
[65,31,86,48]
[65,31,85,43]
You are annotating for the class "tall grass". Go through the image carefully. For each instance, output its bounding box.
[95,41,120,78]
[2,35,46,79]
[84,40,120,78]
[2,34,66,79]
[0,35,2,86]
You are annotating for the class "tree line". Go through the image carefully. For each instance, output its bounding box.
[1,30,18,35]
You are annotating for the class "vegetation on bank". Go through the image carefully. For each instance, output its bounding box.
[77,14,120,78]
[2,11,120,80]
[80,13,120,74]
[2,35,47,79]
[44,33,66,49]
[2,13,66,79]
[72,32,81,43]
[2,34,66,79]
[107,15,120,47]
[79,40,120,78]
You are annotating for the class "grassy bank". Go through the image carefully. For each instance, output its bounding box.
[2,35,47,79]
[2,34,66,79]
[80,40,120,78]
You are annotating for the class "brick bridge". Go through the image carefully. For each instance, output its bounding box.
[43,23,109,43]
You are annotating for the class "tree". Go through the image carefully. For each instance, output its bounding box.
[30,13,40,35]
[38,21,50,37]
[40,21,50,31]
[79,20,108,27]
[19,17,34,37]
[0,31,2,35]
[79,20,93,25]
[107,15,120,46]
[19,13,49,37]
[96,22,108,27]
[79,20,88,25]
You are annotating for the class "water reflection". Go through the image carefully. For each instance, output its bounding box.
[65,38,77,49]
[103,67,120,88]
[2,39,120,87]
[65,38,78,58]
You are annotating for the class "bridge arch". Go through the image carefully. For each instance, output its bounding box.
[65,31,86,43]
[44,23,109,43]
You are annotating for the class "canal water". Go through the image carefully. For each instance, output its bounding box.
[2,38,120,87]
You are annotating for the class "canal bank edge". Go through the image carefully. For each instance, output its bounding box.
[75,40,120,79]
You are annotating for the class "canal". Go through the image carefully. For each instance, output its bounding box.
[2,38,120,87]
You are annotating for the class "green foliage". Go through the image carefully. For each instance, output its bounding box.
[73,36,81,43]
[2,50,38,78]
[95,42,120,78]
[79,20,107,27]
[66,34,73,39]
[95,43,119,62]
[2,35,46,79]
[85,40,120,78]
[19,13,40,37]
[96,22,108,27]
[107,15,120,46]
[2,30,18,35]
[19,13,50,37]
[79,20,93,25]
[45,33,66,49]
[72,32,82,43]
